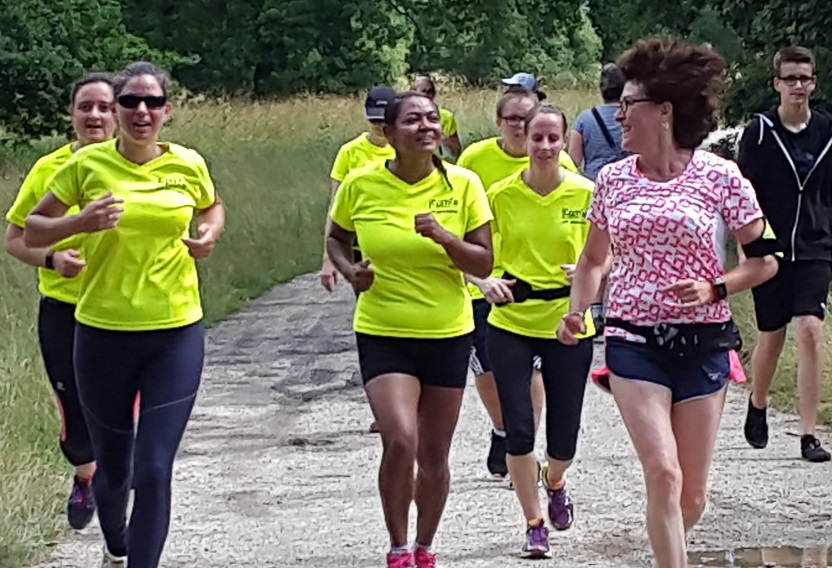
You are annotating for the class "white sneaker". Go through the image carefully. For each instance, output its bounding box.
[101,544,126,567]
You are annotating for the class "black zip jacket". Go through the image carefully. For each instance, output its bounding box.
[737,108,832,262]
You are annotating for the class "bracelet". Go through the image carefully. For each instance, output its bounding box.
[44,250,56,270]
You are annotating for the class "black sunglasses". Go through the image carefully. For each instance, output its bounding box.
[117,94,167,109]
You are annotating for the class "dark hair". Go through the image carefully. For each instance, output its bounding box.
[616,38,726,149]
[496,90,536,118]
[113,61,171,97]
[523,104,568,135]
[412,75,436,92]
[599,63,625,102]
[384,91,452,190]
[69,72,113,108]
[773,46,815,75]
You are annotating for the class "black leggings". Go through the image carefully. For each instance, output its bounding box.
[75,321,204,568]
[487,325,593,460]
[37,297,94,466]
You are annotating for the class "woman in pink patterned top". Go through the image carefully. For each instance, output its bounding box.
[558,39,779,568]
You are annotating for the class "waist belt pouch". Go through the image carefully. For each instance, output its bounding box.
[606,318,742,359]
[495,272,571,306]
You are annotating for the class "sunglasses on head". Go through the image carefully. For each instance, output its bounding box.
[117,94,167,109]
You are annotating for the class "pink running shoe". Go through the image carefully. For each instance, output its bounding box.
[414,547,437,568]
[386,551,415,568]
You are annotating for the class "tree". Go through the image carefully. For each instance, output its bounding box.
[0,0,178,140]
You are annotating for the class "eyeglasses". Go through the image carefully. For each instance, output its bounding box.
[500,115,526,126]
[618,97,653,114]
[117,94,167,109]
[778,75,816,87]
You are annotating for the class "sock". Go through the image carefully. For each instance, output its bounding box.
[415,543,433,554]
[547,477,566,491]
[493,429,506,437]
[390,544,412,556]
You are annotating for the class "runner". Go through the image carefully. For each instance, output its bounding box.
[559,39,779,568]
[502,72,548,102]
[456,89,576,478]
[485,104,595,558]
[326,91,493,568]
[320,85,396,293]
[25,61,225,568]
[737,45,832,462]
[4,72,116,531]
[412,75,462,160]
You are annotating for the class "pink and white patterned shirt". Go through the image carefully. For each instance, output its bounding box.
[589,150,763,327]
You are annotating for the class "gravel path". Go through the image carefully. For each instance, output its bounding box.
[32,274,832,567]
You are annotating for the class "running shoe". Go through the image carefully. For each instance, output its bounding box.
[100,545,126,567]
[414,547,437,568]
[486,430,508,478]
[521,518,550,559]
[743,397,768,449]
[67,475,96,530]
[386,551,415,568]
[801,435,831,463]
[541,463,574,530]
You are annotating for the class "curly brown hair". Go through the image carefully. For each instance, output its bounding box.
[616,39,726,149]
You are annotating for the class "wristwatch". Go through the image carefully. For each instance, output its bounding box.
[712,276,728,301]
[44,250,55,270]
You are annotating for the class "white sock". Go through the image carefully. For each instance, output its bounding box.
[493,429,506,437]
[416,543,433,554]
[390,543,412,556]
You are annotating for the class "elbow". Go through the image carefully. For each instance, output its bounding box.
[23,217,46,248]
[761,255,780,282]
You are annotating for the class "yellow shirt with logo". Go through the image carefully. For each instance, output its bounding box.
[330,163,493,338]
[457,137,579,300]
[330,133,396,182]
[6,144,85,305]
[48,139,216,331]
[487,170,595,339]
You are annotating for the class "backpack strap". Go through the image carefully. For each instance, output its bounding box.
[591,107,617,149]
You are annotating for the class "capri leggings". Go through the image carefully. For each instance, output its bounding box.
[37,296,94,466]
[487,325,593,460]
[75,321,204,568]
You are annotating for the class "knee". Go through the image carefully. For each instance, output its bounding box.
[754,330,786,355]
[794,317,824,347]
[643,460,682,502]
[506,430,535,456]
[382,428,418,464]
[133,459,173,492]
[680,488,706,518]
[416,449,450,479]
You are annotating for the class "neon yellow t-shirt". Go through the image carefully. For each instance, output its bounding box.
[330,133,396,182]
[330,163,493,338]
[6,144,86,304]
[48,140,216,331]
[439,107,458,137]
[487,170,595,339]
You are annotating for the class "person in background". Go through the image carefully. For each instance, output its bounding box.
[486,104,595,558]
[4,71,117,531]
[412,75,462,160]
[568,63,628,180]
[502,72,548,102]
[457,89,578,479]
[738,45,832,463]
[559,39,779,568]
[25,61,225,568]
[327,91,492,568]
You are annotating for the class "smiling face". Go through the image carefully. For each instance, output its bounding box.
[525,111,566,169]
[384,96,442,155]
[615,80,669,153]
[497,95,537,153]
[71,82,117,146]
[774,61,816,107]
[115,74,171,146]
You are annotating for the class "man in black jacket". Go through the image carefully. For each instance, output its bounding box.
[737,45,832,463]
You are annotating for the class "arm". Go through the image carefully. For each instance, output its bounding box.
[326,219,374,291]
[25,191,123,248]
[5,224,87,277]
[320,179,342,291]
[183,193,225,259]
[567,130,585,171]
[322,179,341,260]
[415,215,492,277]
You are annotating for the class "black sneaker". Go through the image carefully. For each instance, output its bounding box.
[801,435,831,463]
[67,475,96,530]
[743,397,768,449]
[486,430,508,478]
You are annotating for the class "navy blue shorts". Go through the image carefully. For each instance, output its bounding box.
[605,338,729,404]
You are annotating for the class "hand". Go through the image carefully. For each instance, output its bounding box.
[479,277,516,304]
[557,311,586,345]
[75,191,124,233]
[663,279,715,308]
[182,223,219,259]
[320,257,338,292]
[414,213,452,245]
[52,250,86,278]
[561,264,577,283]
[347,258,374,292]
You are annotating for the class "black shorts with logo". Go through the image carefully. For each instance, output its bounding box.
[751,259,832,332]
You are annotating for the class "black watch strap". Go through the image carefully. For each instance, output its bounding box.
[713,276,728,301]
[44,250,55,270]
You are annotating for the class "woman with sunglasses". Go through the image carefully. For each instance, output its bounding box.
[412,75,462,160]
[26,61,225,568]
[558,40,778,568]
[456,90,577,480]
[4,72,117,532]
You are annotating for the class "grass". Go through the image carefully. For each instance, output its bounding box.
[0,84,827,566]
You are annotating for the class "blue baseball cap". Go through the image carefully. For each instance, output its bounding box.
[501,72,547,101]
[364,85,396,121]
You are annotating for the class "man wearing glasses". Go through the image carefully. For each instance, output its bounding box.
[738,46,832,463]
